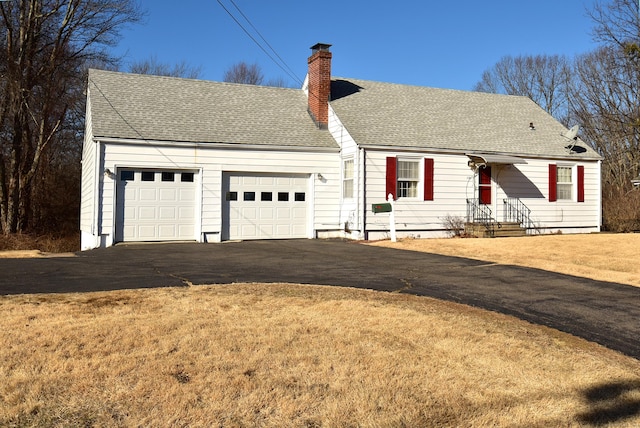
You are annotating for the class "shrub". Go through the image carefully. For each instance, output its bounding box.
[441,214,466,237]
[602,189,640,232]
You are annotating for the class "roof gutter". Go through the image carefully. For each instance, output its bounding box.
[358,143,602,161]
[93,137,340,153]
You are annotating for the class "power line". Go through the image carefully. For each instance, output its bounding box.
[215,0,303,85]
[227,0,301,85]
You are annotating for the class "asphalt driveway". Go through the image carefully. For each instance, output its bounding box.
[1,239,639,359]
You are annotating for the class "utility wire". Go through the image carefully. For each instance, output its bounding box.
[89,78,145,140]
[227,0,302,85]
[215,0,303,86]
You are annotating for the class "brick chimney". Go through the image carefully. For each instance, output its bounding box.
[307,43,332,128]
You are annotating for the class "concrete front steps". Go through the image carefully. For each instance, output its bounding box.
[465,221,526,238]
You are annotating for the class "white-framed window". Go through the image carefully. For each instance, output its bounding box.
[557,166,572,200]
[343,158,354,199]
[397,159,420,198]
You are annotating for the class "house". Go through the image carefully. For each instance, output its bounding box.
[80,43,602,250]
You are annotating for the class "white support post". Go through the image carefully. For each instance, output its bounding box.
[387,193,396,242]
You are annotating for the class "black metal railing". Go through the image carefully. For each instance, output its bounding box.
[503,197,534,234]
[466,199,497,237]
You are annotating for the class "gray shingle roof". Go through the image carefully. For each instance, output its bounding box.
[329,78,601,159]
[88,69,338,149]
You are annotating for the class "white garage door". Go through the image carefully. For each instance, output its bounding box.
[223,173,309,240]
[115,169,197,242]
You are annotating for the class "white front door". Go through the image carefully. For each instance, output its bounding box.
[115,169,197,242]
[222,173,309,240]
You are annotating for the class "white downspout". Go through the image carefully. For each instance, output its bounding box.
[93,139,101,248]
[597,159,602,231]
[359,147,366,239]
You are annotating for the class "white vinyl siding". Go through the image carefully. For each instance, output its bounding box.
[364,150,601,238]
[80,95,100,250]
[329,105,361,234]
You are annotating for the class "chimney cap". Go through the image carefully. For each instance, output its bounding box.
[310,43,332,53]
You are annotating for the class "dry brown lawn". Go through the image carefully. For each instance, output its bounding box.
[1,234,640,426]
[371,233,640,288]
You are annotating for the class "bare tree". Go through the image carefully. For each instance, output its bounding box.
[573,0,640,230]
[130,55,202,79]
[223,61,264,85]
[265,76,289,88]
[589,0,640,54]
[0,0,143,234]
[474,54,573,124]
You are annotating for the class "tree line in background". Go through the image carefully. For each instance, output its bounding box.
[475,0,640,231]
[0,0,638,243]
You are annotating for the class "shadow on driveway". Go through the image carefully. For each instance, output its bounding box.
[1,240,639,359]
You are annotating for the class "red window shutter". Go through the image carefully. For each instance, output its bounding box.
[577,165,585,202]
[424,158,434,201]
[549,164,557,202]
[479,166,492,205]
[385,157,397,200]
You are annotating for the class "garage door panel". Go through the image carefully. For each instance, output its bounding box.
[159,207,176,220]
[116,169,196,242]
[178,225,194,236]
[139,207,157,220]
[179,188,195,201]
[138,225,157,239]
[292,207,306,219]
[242,207,257,220]
[139,189,157,201]
[276,224,291,235]
[260,207,274,219]
[159,188,177,201]
[123,225,135,238]
[242,176,257,185]
[260,225,274,237]
[292,224,307,235]
[124,206,136,219]
[178,207,194,218]
[276,209,291,221]
[241,224,257,236]
[123,188,137,202]
[158,224,176,238]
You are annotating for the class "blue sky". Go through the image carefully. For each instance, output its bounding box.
[113,0,601,91]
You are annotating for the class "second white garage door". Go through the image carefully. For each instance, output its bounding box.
[223,173,309,240]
